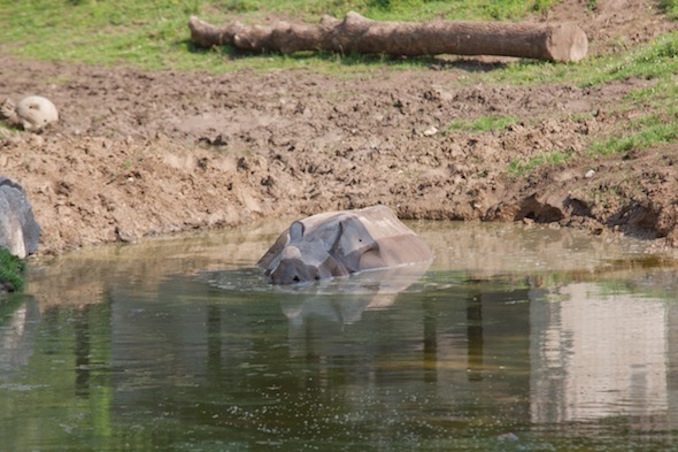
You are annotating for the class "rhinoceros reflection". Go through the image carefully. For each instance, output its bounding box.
[278,261,431,326]
[258,206,433,285]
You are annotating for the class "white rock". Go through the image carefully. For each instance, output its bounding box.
[15,95,59,130]
[423,126,438,137]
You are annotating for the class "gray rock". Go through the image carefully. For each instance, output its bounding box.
[0,177,41,258]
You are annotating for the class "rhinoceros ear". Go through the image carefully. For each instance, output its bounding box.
[329,218,377,273]
[289,221,305,241]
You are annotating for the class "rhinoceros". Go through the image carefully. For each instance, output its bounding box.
[258,205,433,285]
[0,177,41,258]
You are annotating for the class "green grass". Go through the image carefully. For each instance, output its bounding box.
[1,0,559,73]
[3,0,678,80]
[0,248,25,293]
[507,150,574,176]
[3,0,677,79]
[194,0,558,22]
[588,114,678,156]
[660,0,678,19]
[506,109,678,174]
[449,114,518,133]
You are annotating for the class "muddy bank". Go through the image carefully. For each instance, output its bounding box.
[0,56,675,256]
[0,0,677,255]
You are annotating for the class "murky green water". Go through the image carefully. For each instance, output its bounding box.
[1,221,678,451]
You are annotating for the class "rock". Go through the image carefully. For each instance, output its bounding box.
[0,177,41,258]
[423,125,438,136]
[15,96,59,130]
[1,96,58,131]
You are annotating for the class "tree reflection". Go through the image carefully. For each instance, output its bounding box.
[466,295,484,382]
[74,306,91,397]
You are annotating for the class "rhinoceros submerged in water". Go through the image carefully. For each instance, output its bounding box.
[258,205,433,285]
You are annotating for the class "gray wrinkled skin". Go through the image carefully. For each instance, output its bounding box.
[0,177,41,258]
[258,205,432,285]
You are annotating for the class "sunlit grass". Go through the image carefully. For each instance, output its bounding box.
[4,0,678,85]
[449,114,518,133]
[4,0,678,80]
[507,150,574,176]
[203,0,559,22]
[660,0,678,19]
[2,0,561,72]
[587,114,678,156]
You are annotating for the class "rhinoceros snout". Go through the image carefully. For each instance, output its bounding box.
[269,258,319,285]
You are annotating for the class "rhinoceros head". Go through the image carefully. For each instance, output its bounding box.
[267,244,337,284]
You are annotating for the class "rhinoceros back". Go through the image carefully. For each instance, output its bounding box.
[347,205,432,269]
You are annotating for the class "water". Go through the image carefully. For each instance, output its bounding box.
[1,221,678,451]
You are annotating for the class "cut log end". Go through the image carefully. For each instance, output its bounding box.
[547,23,588,63]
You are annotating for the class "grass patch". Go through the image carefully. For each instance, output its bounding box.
[587,114,678,156]
[0,248,25,293]
[485,31,678,172]
[0,123,22,140]
[508,111,678,175]
[3,0,678,84]
[2,0,561,73]
[204,0,559,22]
[507,150,574,176]
[624,78,678,112]
[2,0,678,80]
[580,32,678,86]
[660,0,678,19]
[0,125,12,140]
[449,114,518,133]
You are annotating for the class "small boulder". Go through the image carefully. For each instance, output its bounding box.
[15,96,59,130]
[0,177,41,258]
[1,96,59,131]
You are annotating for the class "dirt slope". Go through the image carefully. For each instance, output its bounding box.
[0,0,677,256]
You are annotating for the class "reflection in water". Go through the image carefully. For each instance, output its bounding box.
[531,283,670,424]
[272,262,431,327]
[466,296,484,382]
[74,306,91,397]
[0,222,677,450]
[0,296,40,373]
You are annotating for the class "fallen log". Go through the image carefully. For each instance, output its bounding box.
[188,11,588,63]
